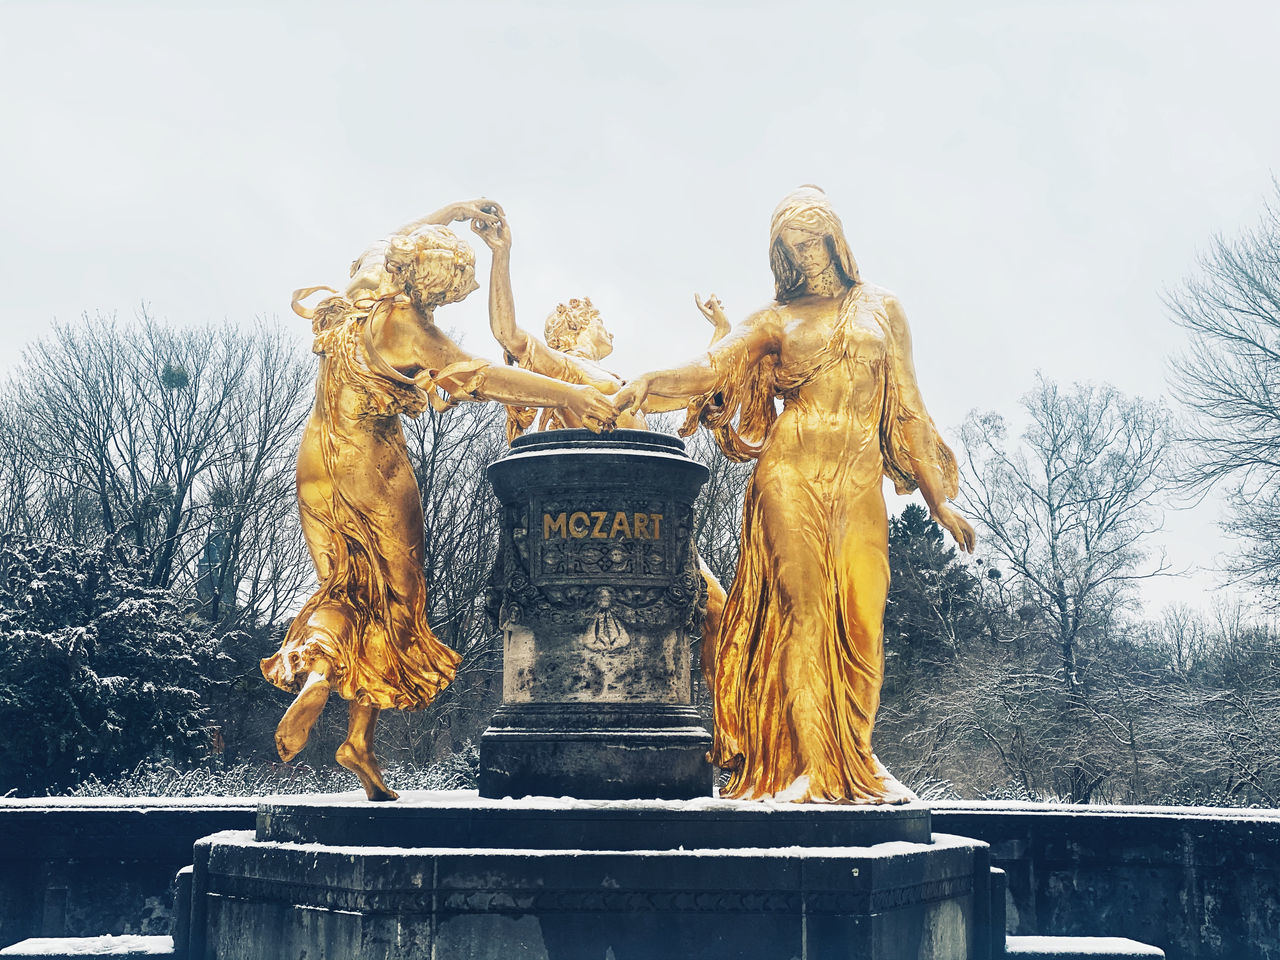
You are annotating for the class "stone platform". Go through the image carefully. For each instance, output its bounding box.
[187,791,998,960]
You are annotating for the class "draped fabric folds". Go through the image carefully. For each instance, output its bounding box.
[262,303,486,710]
[680,284,957,802]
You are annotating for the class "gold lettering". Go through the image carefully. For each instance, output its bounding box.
[569,511,590,538]
[633,513,650,539]
[590,511,608,538]
[650,513,662,538]
[544,512,568,539]
[609,511,632,539]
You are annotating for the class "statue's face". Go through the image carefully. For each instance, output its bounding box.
[457,261,480,299]
[779,226,832,280]
[579,316,614,360]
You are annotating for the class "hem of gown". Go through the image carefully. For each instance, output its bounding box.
[261,636,458,713]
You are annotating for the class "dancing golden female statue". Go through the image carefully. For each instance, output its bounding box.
[471,212,731,673]
[262,201,614,801]
[614,186,975,804]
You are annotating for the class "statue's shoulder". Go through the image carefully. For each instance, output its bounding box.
[858,282,898,310]
[858,283,911,337]
[745,303,785,329]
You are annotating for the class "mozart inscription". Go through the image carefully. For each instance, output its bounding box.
[543,510,664,541]
[530,495,676,588]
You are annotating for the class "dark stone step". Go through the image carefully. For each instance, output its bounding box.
[254,789,933,850]
[0,935,174,958]
[1005,935,1165,959]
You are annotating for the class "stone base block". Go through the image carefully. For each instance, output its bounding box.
[479,703,712,800]
[195,831,986,960]
[189,794,993,960]
[254,790,934,849]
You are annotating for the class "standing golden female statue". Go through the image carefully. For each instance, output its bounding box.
[615,186,975,804]
[262,200,614,801]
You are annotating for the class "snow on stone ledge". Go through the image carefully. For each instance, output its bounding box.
[1006,934,1164,957]
[0,934,173,956]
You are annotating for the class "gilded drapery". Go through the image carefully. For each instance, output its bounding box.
[261,304,488,710]
[681,284,956,801]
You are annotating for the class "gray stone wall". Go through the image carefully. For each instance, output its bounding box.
[1,798,1276,959]
[932,802,1280,960]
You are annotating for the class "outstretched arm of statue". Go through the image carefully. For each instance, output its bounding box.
[470,215,534,365]
[394,199,505,236]
[883,298,976,553]
[415,323,615,430]
[614,301,780,415]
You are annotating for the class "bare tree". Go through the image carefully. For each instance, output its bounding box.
[1,312,313,626]
[1169,184,1280,605]
[958,376,1171,802]
[960,375,1171,689]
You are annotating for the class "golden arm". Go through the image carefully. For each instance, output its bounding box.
[614,307,780,415]
[883,298,976,552]
[412,321,615,428]
[394,199,505,237]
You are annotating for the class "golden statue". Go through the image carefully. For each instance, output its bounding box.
[470,212,731,675]
[262,200,615,801]
[614,186,975,804]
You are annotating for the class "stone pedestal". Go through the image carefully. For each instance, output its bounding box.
[480,429,712,800]
[189,792,997,960]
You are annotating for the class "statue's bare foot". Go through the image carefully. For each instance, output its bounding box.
[336,742,399,802]
[275,675,331,762]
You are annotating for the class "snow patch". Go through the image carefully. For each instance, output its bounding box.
[0,934,173,956]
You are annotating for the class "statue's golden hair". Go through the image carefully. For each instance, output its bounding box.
[543,297,601,354]
[384,227,477,310]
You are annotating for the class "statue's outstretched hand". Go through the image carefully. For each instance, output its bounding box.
[695,293,731,343]
[933,506,976,553]
[567,385,617,432]
[443,198,504,226]
[471,213,511,253]
[612,376,652,417]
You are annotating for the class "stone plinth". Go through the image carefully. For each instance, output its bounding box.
[254,789,933,849]
[188,792,997,960]
[481,429,712,800]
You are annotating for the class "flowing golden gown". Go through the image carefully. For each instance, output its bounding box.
[261,306,486,710]
[688,283,957,802]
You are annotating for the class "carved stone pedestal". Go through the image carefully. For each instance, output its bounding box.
[188,793,999,960]
[480,429,712,800]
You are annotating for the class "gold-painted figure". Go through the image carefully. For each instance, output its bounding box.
[470,213,731,679]
[614,186,975,803]
[262,201,614,801]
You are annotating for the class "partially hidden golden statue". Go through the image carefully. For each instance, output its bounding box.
[614,186,975,804]
[262,200,615,801]
[469,212,731,675]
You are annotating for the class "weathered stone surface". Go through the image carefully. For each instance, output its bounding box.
[0,800,254,947]
[254,790,933,849]
[481,429,712,800]
[931,803,1280,960]
[192,826,989,960]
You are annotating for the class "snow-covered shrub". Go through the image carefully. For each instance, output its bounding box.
[0,535,239,796]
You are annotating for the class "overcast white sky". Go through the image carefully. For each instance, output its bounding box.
[2,0,1278,615]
